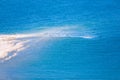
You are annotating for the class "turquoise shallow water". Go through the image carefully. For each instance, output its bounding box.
[0,0,120,80]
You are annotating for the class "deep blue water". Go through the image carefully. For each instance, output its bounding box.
[0,0,120,80]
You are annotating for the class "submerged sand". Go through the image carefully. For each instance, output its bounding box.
[0,26,95,62]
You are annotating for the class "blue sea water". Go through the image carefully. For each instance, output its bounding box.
[0,0,120,80]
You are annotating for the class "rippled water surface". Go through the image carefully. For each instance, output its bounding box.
[0,0,120,80]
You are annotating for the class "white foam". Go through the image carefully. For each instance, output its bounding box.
[0,26,95,62]
[0,36,29,62]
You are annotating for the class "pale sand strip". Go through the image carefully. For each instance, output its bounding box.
[0,26,95,62]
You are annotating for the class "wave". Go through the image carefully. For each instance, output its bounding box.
[0,26,95,62]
